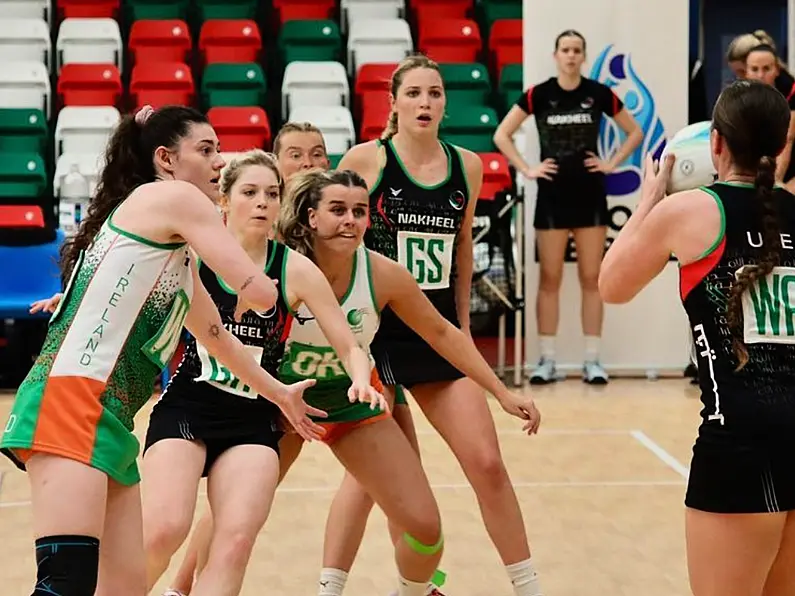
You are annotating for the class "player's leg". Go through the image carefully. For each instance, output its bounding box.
[571,225,608,383]
[411,378,542,596]
[95,479,147,595]
[531,228,569,383]
[763,509,795,595]
[190,443,281,596]
[330,417,443,596]
[26,453,107,596]
[141,439,207,590]
[686,508,784,595]
[168,432,305,595]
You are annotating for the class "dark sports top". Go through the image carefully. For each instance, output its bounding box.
[516,76,623,180]
[161,240,293,426]
[680,182,795,438]
[773,71,795,184]
[365,138,470,338]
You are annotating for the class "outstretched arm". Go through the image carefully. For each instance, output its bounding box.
[183,260,327,441]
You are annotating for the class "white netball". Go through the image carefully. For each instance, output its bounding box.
[660,121,717,193]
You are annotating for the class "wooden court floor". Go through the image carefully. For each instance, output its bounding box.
[0,378,701,595]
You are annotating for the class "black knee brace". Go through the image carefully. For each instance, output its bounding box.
[32,535,100,596]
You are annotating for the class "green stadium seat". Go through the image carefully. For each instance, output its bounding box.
[196,0,258,21]
[125,0,190,22]
[0,109,48,155]
[477,0,522,34]
[201,63,267,108]
[278,20,342,64]
[499,63,523,113]
[439,63,491,106]
[0,152,47,200]
[328,153,343,168]
[441,105,498,153]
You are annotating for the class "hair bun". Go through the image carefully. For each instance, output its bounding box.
[135,105,154,127]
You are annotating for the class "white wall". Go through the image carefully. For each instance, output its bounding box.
[521,0,692,376]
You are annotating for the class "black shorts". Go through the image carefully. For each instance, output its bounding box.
[685,432,795,514]
[143,391,284,478]
[371,337,464,388]
[534,177,608,230]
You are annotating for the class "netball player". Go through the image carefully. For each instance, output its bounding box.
[600,79,795,596]
[493,29,642,384]
[273,121,332,176]
[328,54,543,596]
[726,30,791,82]
[0,105,327,596]
[282,169,539,596]
[140,151,384,596]
[744,44,795,191]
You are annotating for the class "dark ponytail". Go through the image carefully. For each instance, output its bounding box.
[726,156,780,369]
[59,105,209,284]
[714,80,790,369]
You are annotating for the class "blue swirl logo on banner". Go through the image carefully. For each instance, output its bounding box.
[589,45,667,196]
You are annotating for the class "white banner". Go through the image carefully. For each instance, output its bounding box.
[521,0,692,376]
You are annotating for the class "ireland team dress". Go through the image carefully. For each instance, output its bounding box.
[1,213,193,485]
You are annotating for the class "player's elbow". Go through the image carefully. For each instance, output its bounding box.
[240,278,279,312]
[598,267,633,305]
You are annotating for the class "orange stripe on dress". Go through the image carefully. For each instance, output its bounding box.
[33,376,105,464]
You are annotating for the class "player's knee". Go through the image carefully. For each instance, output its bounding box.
[144,513,192,557]
[469,448,510,490]
[538,268,563,292]
[578,270,600,292]
[209,527,258,570]
[33,535,99,596]
[402,523,444,558]
[403,508,442,552]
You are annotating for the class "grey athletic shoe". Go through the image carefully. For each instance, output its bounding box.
[583,361,609,384]
[529,358,557,384]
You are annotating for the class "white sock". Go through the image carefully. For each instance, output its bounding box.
[397,576,428,596]
[539,335,556,360]
[506,558,543,596]
[318,568,348,596]
[584,335,600,362]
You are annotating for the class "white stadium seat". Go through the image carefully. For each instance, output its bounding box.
[282,61,350,115]
[287,105,356,155]
[347,18,412,77]
[54,106,120,161]
[0,60,51,118]
[56,18,123,73]
[0,18,51,72]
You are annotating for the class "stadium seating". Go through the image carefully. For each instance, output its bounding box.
[208,106,272,151]
[57,63,122,107]
[0,18,52,71]
[0,0,524,277]
[0,108,48,154]
[129,19,192,66]
[0,229,66,320]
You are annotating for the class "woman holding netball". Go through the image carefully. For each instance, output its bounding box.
[601,79,795,596]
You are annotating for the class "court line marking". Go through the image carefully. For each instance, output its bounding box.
[0,471,4,500]
[417,428,630,437]
[630,429,690,479]
[0,479,686,509]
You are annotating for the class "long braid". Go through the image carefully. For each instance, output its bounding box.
[726,156,781,370]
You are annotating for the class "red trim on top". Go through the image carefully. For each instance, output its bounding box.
[787,82,795,102]
[525,86,534,114]
[679,237,726,301]
[612,91,620,116]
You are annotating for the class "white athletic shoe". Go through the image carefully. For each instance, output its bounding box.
[163,590,186,596]
[529,358,557,384]
[583,361,609,385]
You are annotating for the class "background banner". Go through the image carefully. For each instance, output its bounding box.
[521,0,692,376]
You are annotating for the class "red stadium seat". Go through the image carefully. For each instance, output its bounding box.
[130,62,194,108]
[488,19,521,51]
[359,92,391,142]
[277,2,335,26]
[411,0,473,23]
[493,44,522,78]
[418,18,482,64]
[129,20,192,66]
[478,153,511,201]
[0,205,45,228]
[354,63,396,119]
[57,63,122,107]
[207,106,272,151]
[199,20,262,64]
[57,0,119,19]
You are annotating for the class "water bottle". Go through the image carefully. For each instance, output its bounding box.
[59,164,89,237]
